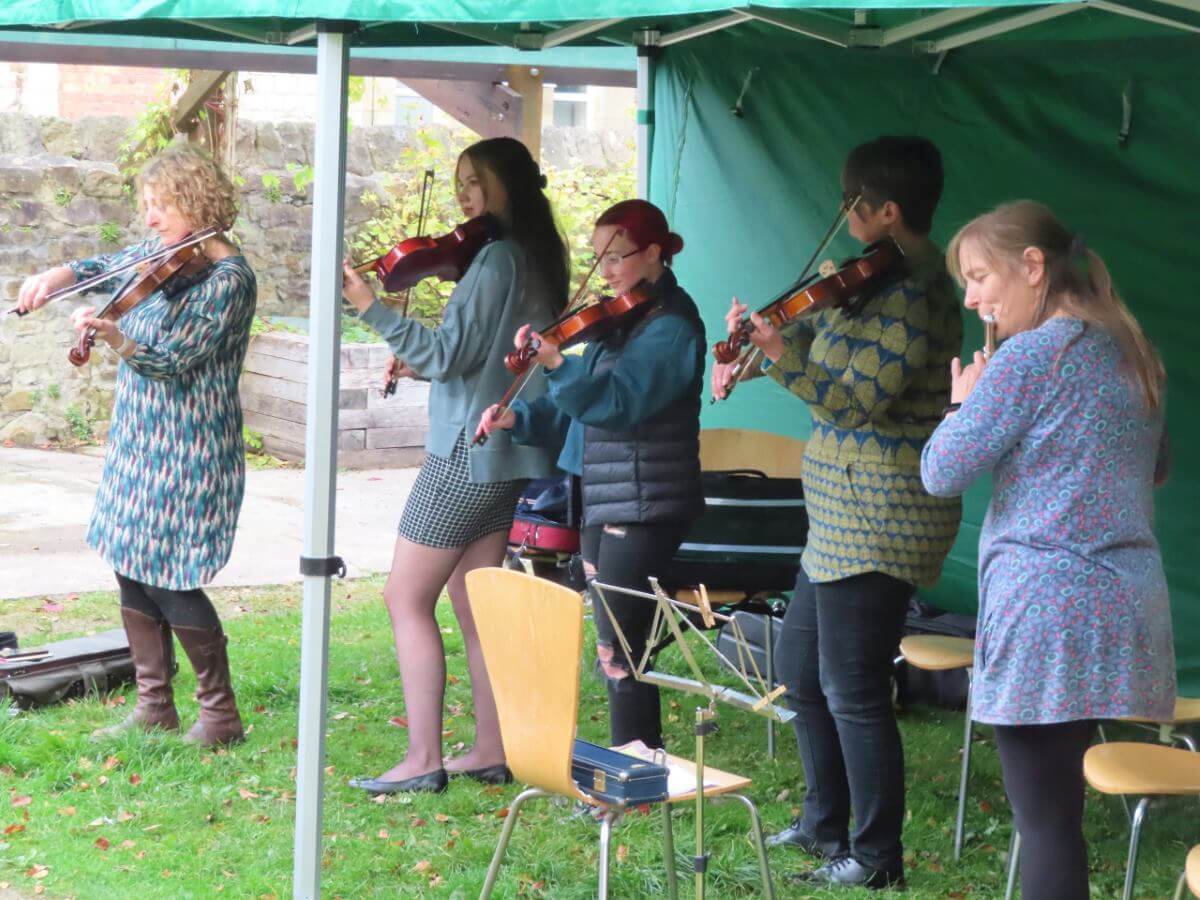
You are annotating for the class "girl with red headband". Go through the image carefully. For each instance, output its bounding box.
[477,199,706,750]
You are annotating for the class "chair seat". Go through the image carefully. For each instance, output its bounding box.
[609,742,752,804]
[1187,844,1200,897]
[1083,743,1200,796]
[1122,696,1200,725]
[899,635,975,671]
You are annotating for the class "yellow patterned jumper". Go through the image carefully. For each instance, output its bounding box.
[764,243,962,587]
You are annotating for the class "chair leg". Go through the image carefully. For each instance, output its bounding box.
[598,809,617,900]
[954,672,974,861]
[1004,827,1020,900]
[661,803,678,900]
[1175,731,1198,753]
[1122,797,1150,900]
[479,788,548,900]
[720,792,776,900]
[1096,723,1133,824]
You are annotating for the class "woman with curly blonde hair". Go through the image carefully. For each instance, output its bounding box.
[17,144,258,748]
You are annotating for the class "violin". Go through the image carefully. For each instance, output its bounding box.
[474,283,659,448]
[712,239,903,365]
[69,229,218,367]
[504,283,657,375]
[354,214,500,294]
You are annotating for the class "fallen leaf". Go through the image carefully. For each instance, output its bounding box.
[117,811,134,822]
[95,837,110,850]
[495,807,510,819]
[4,824,25,835]
[775,789,790,803]
[41,601,63,613]
[102,756,121,771]
[120,840,136,850]
[26,864,48,879]
[332,712,349,720]
[428,875,444,888]
[434,813,450,823]
[411,817,427,827]
[324,766,335,775]
[978,800,993,814]
[58,806,76,816]
[238,789,260,800]
[255,705,266,713]
[446,674,459,685]
[11,796,32,808]
[616,845,628,864]
[377,829,389,839]
[97,776,109,786]
[388,716,408,728]
[129,774,142,786]
[412,860,432,874]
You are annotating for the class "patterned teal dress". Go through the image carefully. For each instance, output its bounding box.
[68,240,258,590]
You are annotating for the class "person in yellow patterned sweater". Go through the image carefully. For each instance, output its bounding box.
[713,136,962,891]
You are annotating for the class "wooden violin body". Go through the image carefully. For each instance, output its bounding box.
[713,239,903,364]
[356,214,500,293]
[70,231,217,367]
[503,282,657,375]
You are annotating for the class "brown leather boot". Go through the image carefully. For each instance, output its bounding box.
[94,607,180,737]
[173,623,245,747]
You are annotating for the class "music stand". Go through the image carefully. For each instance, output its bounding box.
[591,576,793,900]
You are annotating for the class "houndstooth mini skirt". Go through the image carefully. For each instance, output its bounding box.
[398,433,523,549]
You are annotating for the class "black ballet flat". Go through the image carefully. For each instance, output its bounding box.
[449,763,513,785]
[348,768,448,795]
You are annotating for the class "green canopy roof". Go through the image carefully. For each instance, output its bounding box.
[4,1,1198,52]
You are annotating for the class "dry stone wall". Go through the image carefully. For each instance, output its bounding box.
[0,113,631,447]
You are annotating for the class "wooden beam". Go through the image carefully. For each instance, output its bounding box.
[399,77,524,142]
[505,64,544,162]
[173,68,230,133]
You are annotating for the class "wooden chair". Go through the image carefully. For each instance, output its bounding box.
[1083,742,1200,900]
[697,427,805,477]
[1172,844,1200,899]
[467,567,774,900]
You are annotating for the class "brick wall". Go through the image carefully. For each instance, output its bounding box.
[57,65,166,119]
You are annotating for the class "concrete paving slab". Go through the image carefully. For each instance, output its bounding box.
[0,446,415,600]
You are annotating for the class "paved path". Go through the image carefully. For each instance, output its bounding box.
[0,446,415,600]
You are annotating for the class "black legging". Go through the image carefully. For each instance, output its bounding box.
[994,719,1098,900]
[115,572,222,631]
[582,521,691,749]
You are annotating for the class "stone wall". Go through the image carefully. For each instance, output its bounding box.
[0,113,632,445]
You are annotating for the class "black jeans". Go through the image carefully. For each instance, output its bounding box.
[581,521,690,749]
[775,567,914,871]
[116,573,222,630]
[994,720,1097,900]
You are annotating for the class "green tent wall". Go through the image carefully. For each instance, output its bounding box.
[648,21,1200,692]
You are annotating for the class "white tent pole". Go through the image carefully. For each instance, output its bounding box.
[635,29,659,199]
[293,20,351,900]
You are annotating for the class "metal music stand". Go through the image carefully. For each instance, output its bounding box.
[590,576,794,900]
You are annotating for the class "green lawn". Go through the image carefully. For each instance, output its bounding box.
[1,579,1196,898]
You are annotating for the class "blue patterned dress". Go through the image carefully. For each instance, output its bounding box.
[68,240,258,591]
[921,317,1175,724]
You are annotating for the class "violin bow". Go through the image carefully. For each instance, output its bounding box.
[399,168,435,319]
[722,195,859,397]
[8,228,219,317]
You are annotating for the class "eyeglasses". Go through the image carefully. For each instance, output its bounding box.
[589,248,642,269]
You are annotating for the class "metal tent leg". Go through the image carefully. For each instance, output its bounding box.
[1004,827,1020,900]
[599,809,617,900]
[661,803,678,899]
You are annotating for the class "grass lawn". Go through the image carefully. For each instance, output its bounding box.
[1,578,1196,898]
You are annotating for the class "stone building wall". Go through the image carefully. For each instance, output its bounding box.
[0,113,632,445]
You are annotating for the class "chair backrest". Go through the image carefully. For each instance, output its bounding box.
[698,427,805,478]
[466,567,586,799]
